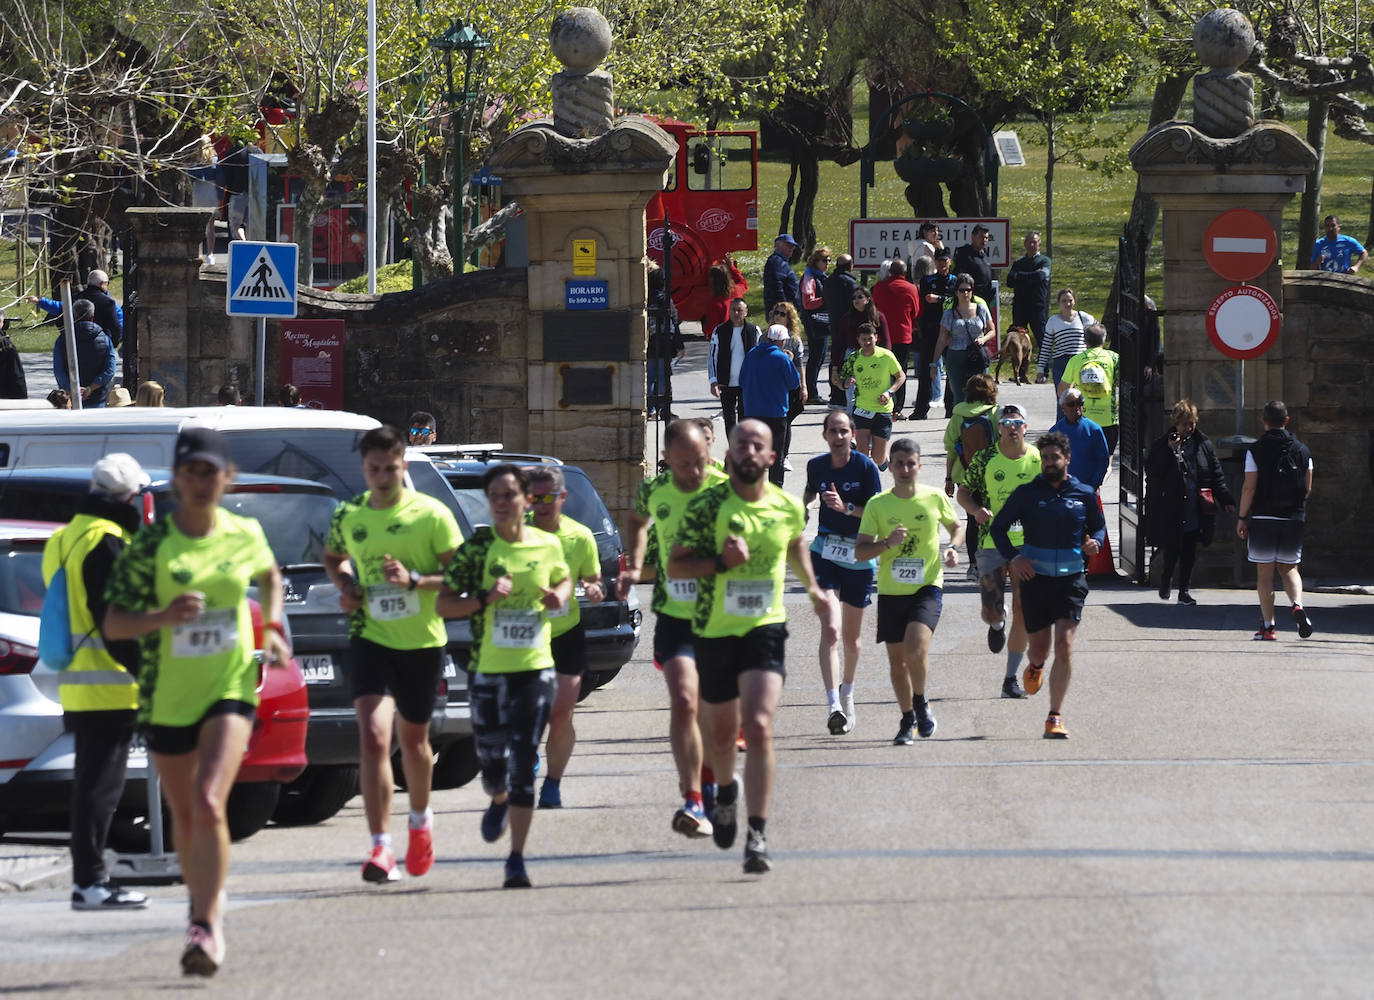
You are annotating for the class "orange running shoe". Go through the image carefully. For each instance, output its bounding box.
[1044,714,1069,739]
[1022,663,1044,696]
[406,820,434,877]
[362,843,400,883]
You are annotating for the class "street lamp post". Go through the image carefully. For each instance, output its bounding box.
[429,18,490,272]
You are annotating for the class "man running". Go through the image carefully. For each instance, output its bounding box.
[803,409,882,734]
[524,467,604,808]
[323,425,462,881]
[855,439,964,745]
[669,420,836,873]
[619,420,727,837]
[989,432,1105,739]
[956,403,1041,698]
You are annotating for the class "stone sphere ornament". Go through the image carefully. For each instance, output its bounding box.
[550,7,612,74]
[1194,9,1256,71]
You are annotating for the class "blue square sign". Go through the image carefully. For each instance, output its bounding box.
[566,279,609,311]
[227,241,299,318]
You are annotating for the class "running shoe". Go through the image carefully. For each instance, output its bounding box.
[481,799,509,843]
[1158,581,1170,600]
[712,794,738,849]
[841,691,856,733]
[405,820,434,877]
[782,457,793,472]
[914,700,937,739]
[181,922,223,977]
[1253,625,1279,641]
[827,708,848,735]
[735,728,747,752]
[893,716,915,746]
[503,853,531,889]
[1177,591,1197,606]
[987,622,1006,654]
[1044,713,1069,739]
[1022,662,1044,695]
[1001,676,1028,699]
[672,801,714,839]
[71,882,149,911]
[538,779,563,809]
[701,781,717,819]
[1292,605,1314,638]
[743,828,772,874]
[362,843,400,883]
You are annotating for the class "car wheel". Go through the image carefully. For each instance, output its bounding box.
[107,804,174,854]
[578,666,621,702]
[272,766,359,827]
[225,782,282,842]
[430,737,479,790]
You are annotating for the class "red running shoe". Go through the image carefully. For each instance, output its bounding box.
[362,843,400,883]
[406,821,435,877]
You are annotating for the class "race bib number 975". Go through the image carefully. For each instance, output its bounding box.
[368,584,417,621]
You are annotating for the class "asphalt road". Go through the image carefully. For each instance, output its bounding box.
[3,335,1373,997]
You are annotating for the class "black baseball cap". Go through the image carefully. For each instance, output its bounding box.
[933,247,952,260]
[174,426,233,470]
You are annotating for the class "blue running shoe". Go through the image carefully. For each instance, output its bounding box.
[503,853,531,888]
[481,799,509,843]
[538,779,562,809]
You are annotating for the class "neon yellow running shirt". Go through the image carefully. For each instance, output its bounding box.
[634,466,729,620]
[859,486,958,594]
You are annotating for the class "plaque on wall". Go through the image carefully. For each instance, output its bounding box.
[561,365,614,406]
[544,310,631,361]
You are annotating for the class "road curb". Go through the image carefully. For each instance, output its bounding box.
[0,851,70,892]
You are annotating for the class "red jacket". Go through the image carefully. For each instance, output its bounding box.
[870,276,920,346]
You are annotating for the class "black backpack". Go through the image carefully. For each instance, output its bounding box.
[956,410,994,465]
[1268,437,1307,515]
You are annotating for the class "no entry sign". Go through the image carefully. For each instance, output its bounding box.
[1206,285,1281,359]
[1203,209,1277,282]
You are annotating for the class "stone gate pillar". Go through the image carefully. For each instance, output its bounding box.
[1129,9,1317,428]
[488,7,675,525]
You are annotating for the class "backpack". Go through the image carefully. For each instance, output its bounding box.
[38,528,99,671]
[1269,438,1307,515]
[1078,357,1111,398]
[956,410,994,465]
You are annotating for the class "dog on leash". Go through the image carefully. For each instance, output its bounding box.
[995,325,1033,385]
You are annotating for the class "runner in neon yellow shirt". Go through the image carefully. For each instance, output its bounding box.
[323,425,462,885]
[855,438,964,746]
[439,464,571,889]
[840,322,905,470]
[104,427,289,977]
[526,465,604,810]
[669,419,836,874]
[620,419,728,838]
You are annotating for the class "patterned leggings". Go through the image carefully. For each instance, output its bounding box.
[469,668,556,808]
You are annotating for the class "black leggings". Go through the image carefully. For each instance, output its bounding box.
[1159,531,1199,592]
[67,710,136,886]
[469,668,556,808]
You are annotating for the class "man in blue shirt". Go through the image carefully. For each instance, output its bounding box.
[763,234,801,314]
[740,325,802,485]
[1050,388,1110,492]
[52,299,116,407]
[1309,215,1367,274]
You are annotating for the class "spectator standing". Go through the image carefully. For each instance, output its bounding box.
[647,265,684,419]
[1145,399,1235,606]
[912,248,957,419]
[740,325,802,485]
[52,299,116,407]
[220,141,260,240]
[279,384,306,408]
[953,225,995,303]
[1051,389,1110,493]
[708,298,760,434]
[821,254,860,406]
[831,285,891,413]
[1037,288,1094,397]
[0,313,27,399]
[1059,323,1120,452]
[763,234,801,314]
[26,277,125,350]
[1236,401,1315,640]
[769,302,807,472]
[189,136,221,264]
[702,255,748,336]
[931,274,995,408]
[217,384,241,406]
[1309,214,1367,273]
[870,258,921,417]
[800,246,832,401]
[914,221,944,262]
[1006,231,1051,349]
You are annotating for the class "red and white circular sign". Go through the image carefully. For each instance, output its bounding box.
[1206,285,1281,359]
[1203,209,1278,282]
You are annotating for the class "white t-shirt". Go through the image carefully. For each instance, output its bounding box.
[729,326,746,388]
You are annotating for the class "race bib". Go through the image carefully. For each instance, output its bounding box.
[667,577,698,603]
[853,406,876,419]
[725,579,774,618]
[367,583,418,621]
[492,609,542,648]
[822,535,857,564]
[171,608,238,658]
[889,558,926,586]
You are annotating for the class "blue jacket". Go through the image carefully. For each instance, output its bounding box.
[53,322,117,406]
[763,250,800,313]
[739,341,800,418]
[989,474,1106,576]
[1050,416,1110,490]
[35,295,125,349]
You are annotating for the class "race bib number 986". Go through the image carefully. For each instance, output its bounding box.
[725,579,774,618]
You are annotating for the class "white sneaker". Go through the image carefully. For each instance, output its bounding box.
[204,254,215,265]
[841,692,855,733]
[782,458,793,472]
[72,882,149,910]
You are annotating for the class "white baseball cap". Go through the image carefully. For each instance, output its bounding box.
[1000,403,1031,425]
[767,324,790,342]
[90,453,150,499]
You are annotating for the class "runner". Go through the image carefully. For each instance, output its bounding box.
[619,419,727,837]
[854,439,964,745]
[438,464,570,888]
[988,431,1105,739]
[322,425,462,883]
[803,409,882,734]
[528,466,604,808]
[103,428,291,976]
[839,323,905,470]
[955,403,1041,698]
[669,419,836,873]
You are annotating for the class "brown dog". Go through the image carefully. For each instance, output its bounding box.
[995,326,1033,385]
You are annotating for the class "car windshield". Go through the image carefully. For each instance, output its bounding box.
[447,467,618,560]
[153,490,338,566]
[227,430,369,498]
[0,545,47,617]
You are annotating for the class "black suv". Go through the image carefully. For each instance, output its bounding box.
[422,446,641,697]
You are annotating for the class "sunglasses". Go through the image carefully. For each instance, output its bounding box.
[410,426,434,435]
[957,287,974,292]
[528,492,563,505]
[999,418,1027,428]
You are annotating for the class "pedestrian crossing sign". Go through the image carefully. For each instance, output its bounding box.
[227,241,299,318]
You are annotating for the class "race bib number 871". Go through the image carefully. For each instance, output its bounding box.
[171,608,238,658]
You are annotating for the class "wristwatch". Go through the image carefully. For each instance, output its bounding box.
[845,502,855,515]
[408,569,421,591]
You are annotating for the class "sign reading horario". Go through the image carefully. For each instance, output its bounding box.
[848,218,1011,270]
